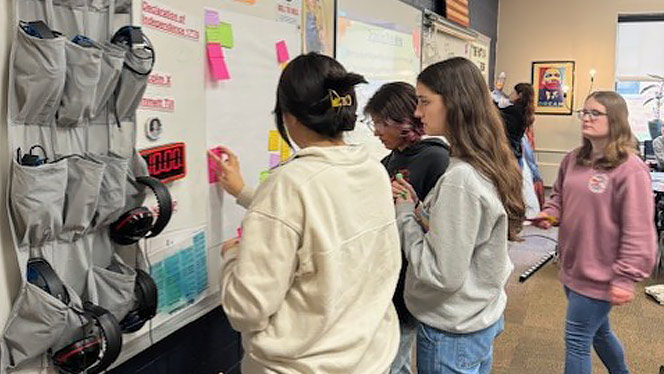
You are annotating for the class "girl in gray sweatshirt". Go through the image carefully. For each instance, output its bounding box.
[391,57,525,374]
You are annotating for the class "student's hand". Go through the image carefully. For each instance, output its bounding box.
[221,237,240,256]
[209,146,245,197]
[391,174,417,204]
[530,212,554,229]
[610,285,634,306]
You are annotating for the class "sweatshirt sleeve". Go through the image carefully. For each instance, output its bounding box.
[236,185,255,209]
[611,168,657,291]
[221,210,301,332]
[542,153,571,219]
[396,184,481,293]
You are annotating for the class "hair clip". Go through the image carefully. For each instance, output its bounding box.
[329,89,353,109]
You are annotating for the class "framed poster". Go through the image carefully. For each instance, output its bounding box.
[531,61,575,115]
[302,0,335,56]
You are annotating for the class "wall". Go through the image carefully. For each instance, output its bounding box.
[496,0,663,185]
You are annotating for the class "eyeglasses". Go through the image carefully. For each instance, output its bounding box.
[360,117,388,132]
[576,109,607,120]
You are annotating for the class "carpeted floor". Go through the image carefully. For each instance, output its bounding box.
[492,225,664,374]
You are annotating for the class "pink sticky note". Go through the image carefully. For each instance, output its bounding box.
[275,40,289,63]
[209,57,231,80]
[269,153,280,168]
[207,43,224,59]
[208,146,223,183]
[205,10,220,26]
[236,227,242,238]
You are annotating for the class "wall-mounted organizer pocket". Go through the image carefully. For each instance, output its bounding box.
[10,159,68,246]
[92,43,125,118]
[3,283,71,368]
[111,26,154,122]
[89,153,129,229]
[91,255,137,321]
[59,156,106,242]
[10,24,66,126]
[56,38,103,127]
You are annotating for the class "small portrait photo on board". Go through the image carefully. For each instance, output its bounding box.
[146,117,163,141]
[531,61,575,115]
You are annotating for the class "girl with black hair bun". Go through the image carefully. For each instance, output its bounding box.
[209,53,401,374]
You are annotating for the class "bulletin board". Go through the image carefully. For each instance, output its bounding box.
[335,0,422,161]
[421,11,484,74]
[203,9,300,247]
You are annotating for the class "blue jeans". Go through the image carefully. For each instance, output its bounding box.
[564,287,629,374]
[416,317,504,374]
[391,317,418,374]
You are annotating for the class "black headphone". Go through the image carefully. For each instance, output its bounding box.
[25,258,122,374]
[110,176,172,245]
[119,269,158,333]
[110,25,155,76]
[27,258,69,304]
[52,302,123,374]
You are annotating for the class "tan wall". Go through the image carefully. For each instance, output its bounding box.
[496,0,663,185]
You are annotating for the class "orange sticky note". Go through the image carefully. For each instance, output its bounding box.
[276,40,289,63]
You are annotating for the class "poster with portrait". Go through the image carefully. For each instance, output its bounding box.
[531,61,575,115]
[302,0,335,56]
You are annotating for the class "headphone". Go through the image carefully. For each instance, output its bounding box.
[119,269,158,333]
[25,258,122,373]
[52,302,123,374]
[110,25,155,76]
[110,176,172,245]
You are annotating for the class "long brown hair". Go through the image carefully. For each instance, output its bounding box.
[576,91,638,169]
[514,83,535,130]
[418,57,525,240]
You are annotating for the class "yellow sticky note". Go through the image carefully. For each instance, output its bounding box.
[280,140,291,161]
[279,61,288,70]
[268,130,280,151]
[259,170,270,182]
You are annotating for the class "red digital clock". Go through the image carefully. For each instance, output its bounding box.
[139,142,186,183]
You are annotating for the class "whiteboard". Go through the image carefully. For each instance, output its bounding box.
[336,0,422,161]
[205,10,300,247]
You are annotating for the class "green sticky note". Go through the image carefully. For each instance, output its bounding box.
[218,22,234,48]
[205,25,223,43]
[259,170,270,182]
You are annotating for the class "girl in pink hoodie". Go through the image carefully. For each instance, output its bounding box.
[535,91,657,374]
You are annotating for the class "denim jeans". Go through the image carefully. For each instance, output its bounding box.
[416,316,504,374]
[564,287,629,374]
[391,316,418,374]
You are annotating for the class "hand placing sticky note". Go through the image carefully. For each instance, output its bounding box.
[208,146,223,183]
[205,10,219,26]
[276,40,289,63]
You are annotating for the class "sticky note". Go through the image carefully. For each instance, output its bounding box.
[236,227,243,238]
[269,153,281,168]
[259,170,270,182]
[280,142,291,161]
[275,40,289,62]
[268,130,280,151]
[208,146,223,183]
[205,25,223,43]
[279,61,288,70]
[205,10,219,26]
[206,43,224,59]
[219,22,234,48]
[209,57,230,80]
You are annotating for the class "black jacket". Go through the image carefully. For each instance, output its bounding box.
[381,137,450,322]
[500,104,527,159]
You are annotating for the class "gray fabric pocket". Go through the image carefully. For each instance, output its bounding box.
[10,159,68,246]
[91,255,136,321]
[89,153,129,229]
[10,26,66,125]
[114,47,152,121]
[92,43,124,118]
[3,283,69,368]
[60,156,106,242]
[56,40,102,127]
